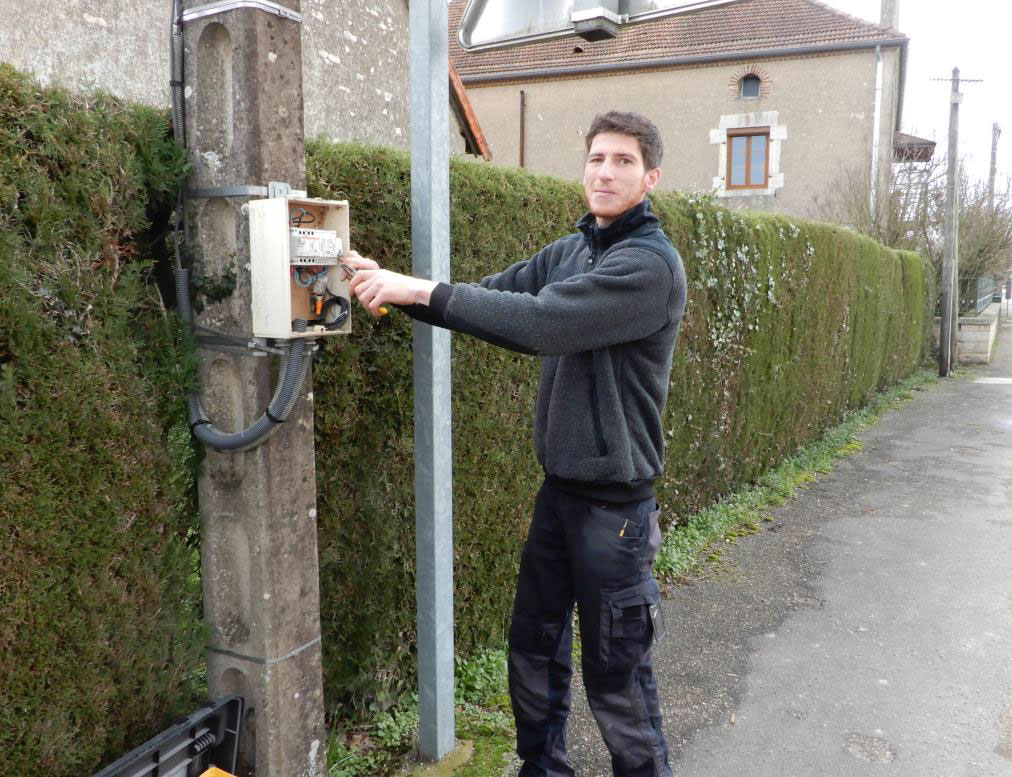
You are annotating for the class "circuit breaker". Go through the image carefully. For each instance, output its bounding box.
[248,196,352,339]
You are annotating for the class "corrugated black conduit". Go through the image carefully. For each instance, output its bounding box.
[169,0,309,452]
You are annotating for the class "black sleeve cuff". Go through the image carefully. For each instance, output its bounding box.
[393,282,452,327]
[429,282,453,317]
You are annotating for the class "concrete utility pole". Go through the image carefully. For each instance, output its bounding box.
[988,123,1001,211]
[181,2,326,775]
[410,0,455,761]
[938,68,960,376]
[935,68,983,376]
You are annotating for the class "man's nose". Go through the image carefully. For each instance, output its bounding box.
[598,160,616,180]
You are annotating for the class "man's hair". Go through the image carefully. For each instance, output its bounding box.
[586,111,663,170]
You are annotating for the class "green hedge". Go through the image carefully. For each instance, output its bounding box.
[0,61,930,769]
[0,66,203,776]
[306,142,929,709]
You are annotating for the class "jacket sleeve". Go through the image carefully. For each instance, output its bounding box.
[475,243,553,294]
[395,243,556,354]
[442,247,675,356]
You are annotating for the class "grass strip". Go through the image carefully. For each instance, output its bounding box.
[653,367,938,579]
[329,367,939,776]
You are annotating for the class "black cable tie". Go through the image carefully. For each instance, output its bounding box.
[265,409,285,424]
[169,79,184,87]
[189,418,213,432]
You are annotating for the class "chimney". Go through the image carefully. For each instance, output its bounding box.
[880,0,900,30]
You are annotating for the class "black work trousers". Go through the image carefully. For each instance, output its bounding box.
[508,479,672,777]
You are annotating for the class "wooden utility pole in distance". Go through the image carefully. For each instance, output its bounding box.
[180,1,327,775]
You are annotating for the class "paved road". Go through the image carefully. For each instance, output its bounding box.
[550,319,1012,777]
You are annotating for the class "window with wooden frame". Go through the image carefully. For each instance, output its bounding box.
[726,127,770,189]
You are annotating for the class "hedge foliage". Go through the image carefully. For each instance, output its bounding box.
[306,142,929,709]
[0,61,930,771]
[0,65,203,776]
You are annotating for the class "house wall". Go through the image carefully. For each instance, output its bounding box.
[0,0,411,148]
[461,47,903,220]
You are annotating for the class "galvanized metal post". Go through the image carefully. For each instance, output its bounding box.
[410,0,455,761]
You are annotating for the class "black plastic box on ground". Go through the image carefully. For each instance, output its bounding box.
[92,696,243,777]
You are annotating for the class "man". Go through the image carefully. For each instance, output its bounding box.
[347,111,686,777]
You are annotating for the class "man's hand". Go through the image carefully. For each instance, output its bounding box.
[343,251,379,273]
[344,251,438,317]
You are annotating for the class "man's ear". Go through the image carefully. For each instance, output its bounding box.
[644,167,661,192]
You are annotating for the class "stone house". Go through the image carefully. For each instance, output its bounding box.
[449,0,920,220]
[0,0,488,156]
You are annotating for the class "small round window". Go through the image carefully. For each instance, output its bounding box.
[740,74,761,98]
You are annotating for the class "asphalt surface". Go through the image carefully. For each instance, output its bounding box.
[505,317,1012,777]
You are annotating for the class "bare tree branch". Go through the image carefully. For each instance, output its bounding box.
[815,159,1012,312]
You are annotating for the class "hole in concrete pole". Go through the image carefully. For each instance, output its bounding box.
[220,666,249,696]
[240,707,256,775]
[220,668,256,775]
[197,22,234,156]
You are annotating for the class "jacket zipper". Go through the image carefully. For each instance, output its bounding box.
[589,372,608,456]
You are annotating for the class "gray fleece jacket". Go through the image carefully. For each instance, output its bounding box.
[410,199,686,499]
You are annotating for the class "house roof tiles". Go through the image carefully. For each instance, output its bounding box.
[449,0,906,82]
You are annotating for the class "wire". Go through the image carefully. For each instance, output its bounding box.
[289,207,316,227]
[168,3,309,453]
[319,296,350,330]
[293,267,329,287]
[170,0,185,273]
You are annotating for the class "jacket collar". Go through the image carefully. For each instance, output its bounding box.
[577,199,657,253]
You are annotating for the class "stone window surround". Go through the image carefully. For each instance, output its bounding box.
[710,110,787,198]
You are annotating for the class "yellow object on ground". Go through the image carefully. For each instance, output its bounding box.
[200,768,237,777]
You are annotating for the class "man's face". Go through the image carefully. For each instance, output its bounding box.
[583,131,661,227]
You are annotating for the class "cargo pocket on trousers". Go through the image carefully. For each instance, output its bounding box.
[598,577,661,672]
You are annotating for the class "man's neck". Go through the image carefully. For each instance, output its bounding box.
[594,198,647,229]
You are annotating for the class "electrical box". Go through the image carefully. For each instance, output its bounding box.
[249,196,352,339]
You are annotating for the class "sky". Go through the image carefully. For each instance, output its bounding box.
[823,0,1012,184]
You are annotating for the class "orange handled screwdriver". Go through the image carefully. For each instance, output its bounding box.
[339,262,389,316]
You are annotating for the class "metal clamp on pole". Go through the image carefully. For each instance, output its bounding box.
[189,185,270,199]
[188,183,305,199]
[181,0,303,24]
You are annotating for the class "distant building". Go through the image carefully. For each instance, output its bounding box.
[0,0,489,157]
[449,0,921,220]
